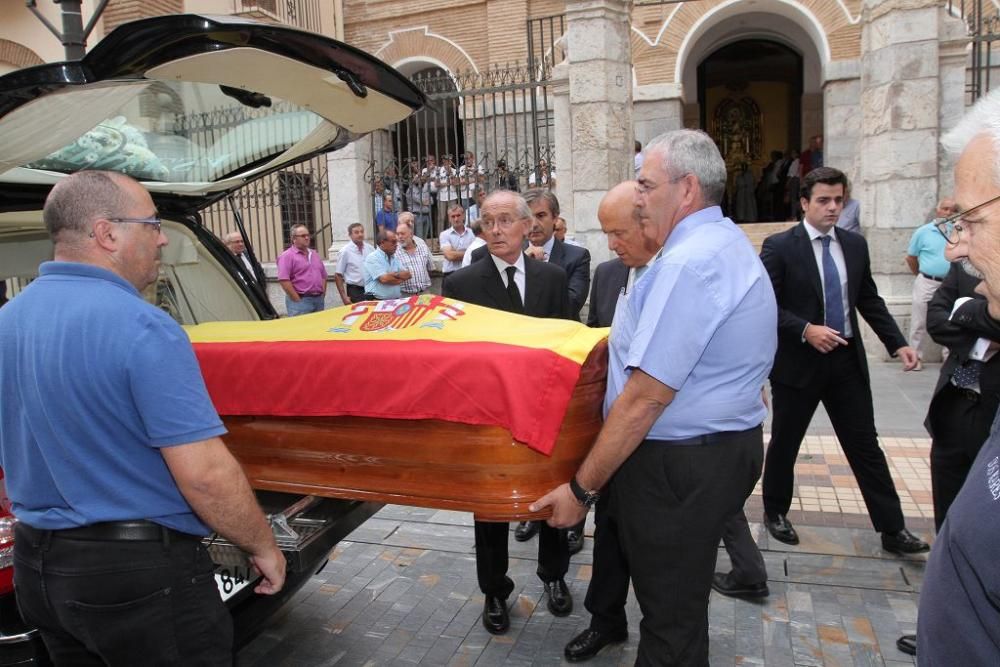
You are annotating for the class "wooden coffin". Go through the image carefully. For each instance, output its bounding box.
[221,340,607,522]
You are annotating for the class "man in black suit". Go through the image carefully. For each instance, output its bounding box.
[482,189,591,546]
[759,166,928,554]
[442,190,573,635]
[925,260,1000,527]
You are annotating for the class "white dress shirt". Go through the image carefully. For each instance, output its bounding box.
[334,240,375,287]
[804,220,853,338]
[491,253,526,304]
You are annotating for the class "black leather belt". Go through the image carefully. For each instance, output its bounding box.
[920,272,944,282]
[20,520,196,542]
[646,425,762,447]
[297,292,323,297]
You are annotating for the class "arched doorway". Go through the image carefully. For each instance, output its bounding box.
[698,39,802,221]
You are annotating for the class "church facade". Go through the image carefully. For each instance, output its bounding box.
[0,0,984,344]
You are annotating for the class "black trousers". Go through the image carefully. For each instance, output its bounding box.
[929,383,998,530]
[584,505,765,638]
[346,283,366,303]
[607,428,763,666]
[762,345,905,533]
[474,520,569,599]
[14,523,231,666]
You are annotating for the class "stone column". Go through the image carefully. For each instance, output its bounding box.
[327,134,372,259]
[633,83,684,146]
[858,0,943,358]
[822,59,861,184]
[564,0,633,263]
[551,62,573,228]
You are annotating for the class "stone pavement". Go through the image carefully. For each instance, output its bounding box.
[238,361,939,666]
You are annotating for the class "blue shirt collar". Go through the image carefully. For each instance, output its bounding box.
[660,205,725,256]
[39,261,139,296]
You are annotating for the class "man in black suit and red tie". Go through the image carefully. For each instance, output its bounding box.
[758,166,928,554]
[442,190,573,635]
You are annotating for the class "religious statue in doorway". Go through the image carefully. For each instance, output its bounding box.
[712,95,763,169]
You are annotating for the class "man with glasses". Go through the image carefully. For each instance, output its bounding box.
[905,198,956,370]
[757,166,926,557]
[442,190,573,637]
[1,171,285,664]
[918,89,1000,663]
[395,216,432,296]
[277,223,327,316]
[532,130,777,663]
[363,230,409,301]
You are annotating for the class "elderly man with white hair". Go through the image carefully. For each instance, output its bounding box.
[917,89,1000,664]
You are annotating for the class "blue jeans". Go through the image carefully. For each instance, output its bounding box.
[285,294,325,316]
[14,523,232,666]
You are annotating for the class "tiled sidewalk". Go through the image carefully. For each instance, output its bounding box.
[743,434,935,533]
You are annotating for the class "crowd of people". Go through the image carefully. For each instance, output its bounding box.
[7,85,1000,666]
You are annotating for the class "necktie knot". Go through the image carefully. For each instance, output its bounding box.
[504,266,524,313]
[820,235,832,248]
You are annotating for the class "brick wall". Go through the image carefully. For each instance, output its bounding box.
[102,0,184,32]
[344,0,860,84]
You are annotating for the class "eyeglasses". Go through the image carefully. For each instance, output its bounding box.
[934,192,1000,245]
[108,216,162,232]
[480,216,520,231]
[635,173,688,196]
[292,232,311,238]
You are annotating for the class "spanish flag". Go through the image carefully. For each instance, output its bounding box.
[185,295,608,455]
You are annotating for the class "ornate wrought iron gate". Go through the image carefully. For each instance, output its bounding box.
[367,15,566,240]
[949,0,1000,102]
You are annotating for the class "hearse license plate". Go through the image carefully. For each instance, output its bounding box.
[215,563,259,602]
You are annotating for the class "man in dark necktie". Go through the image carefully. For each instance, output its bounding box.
[756,166,927,554]
[442,190,572,636]
[224,230,260,285]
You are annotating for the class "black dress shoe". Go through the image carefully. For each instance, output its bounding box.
[896,634,917,656]
[544,578,573,616]
[564,627,628,662]
[881,528,930,555]
[514,520,539,542]
[567,529,584,555]
[764,512,799,545]
[482,595,509,634]
[711,572,769,598]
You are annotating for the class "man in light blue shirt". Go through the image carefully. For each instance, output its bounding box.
[363,230,409,300]
[532,130,777,664]
[906,198,956,368]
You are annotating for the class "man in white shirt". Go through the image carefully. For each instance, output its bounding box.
[459,151,483,209]
[436,155,460,234]
[332,223,375,304]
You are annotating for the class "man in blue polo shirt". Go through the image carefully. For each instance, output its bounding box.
[905,198,956,370]
[532,130,777,663]
[363,229,410,300]
[0,171,285,665]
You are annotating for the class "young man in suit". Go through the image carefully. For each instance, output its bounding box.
[758,166,927,554]
[442,190,573,636]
